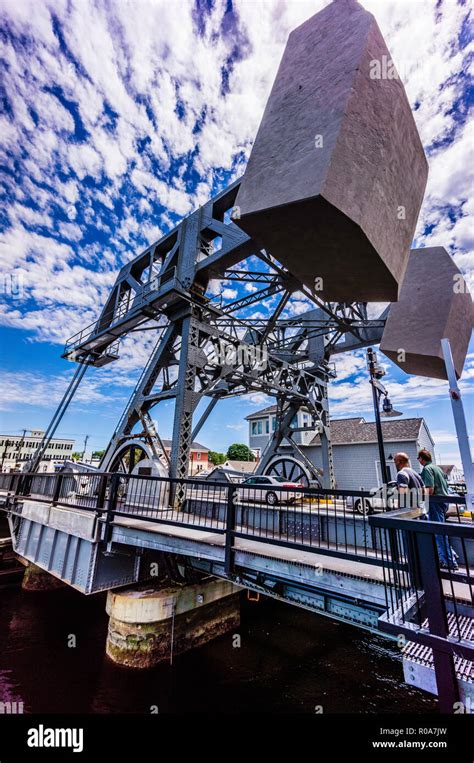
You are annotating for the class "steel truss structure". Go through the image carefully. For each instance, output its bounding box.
[33,179,387,488]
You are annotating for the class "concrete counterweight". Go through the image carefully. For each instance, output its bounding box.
[235,0,428,301]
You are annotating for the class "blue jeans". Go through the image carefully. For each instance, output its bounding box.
[428,500,456,567]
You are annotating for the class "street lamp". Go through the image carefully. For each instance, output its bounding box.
[367,348,402,485]
[382,397,403,417]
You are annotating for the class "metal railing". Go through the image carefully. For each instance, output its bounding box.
[0,472,23,494]
[63,267,177,353]
[2,470,472,711]
[2,471,470,570]
[369,496,474,712]
[0,470,407,563]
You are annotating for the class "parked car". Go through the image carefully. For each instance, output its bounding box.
[346,482,399,515]
[349,483,465,517]
[236,475,304,506]
[449,481,466,496]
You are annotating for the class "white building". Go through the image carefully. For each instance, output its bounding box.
[0,430,75,473]
[246,406,436,489]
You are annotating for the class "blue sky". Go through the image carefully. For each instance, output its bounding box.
[0,0,472,465]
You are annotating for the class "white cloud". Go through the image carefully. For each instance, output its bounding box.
[222,287,238,300]
[0,0,471,453]
[0,368,114,411]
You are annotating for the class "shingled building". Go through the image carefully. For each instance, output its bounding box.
[246,407,435,490]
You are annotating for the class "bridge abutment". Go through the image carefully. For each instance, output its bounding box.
[105,578,241,668]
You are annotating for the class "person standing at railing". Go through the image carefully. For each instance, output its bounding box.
[417,449,458,571]
[393,452,424,509]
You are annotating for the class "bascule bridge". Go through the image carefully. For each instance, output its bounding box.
[2,0,473,712]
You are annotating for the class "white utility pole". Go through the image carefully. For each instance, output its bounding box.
[441,338,474,512]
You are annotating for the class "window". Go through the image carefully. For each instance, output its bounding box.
[272,417,276,431]
[265,419,269,434]
[196,452,201,460]
[251,420,264,435]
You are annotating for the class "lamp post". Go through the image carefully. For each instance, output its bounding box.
[367,348,402,486]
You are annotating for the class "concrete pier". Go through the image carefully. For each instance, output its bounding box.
[105,578,241,668]
[20,559,66,592]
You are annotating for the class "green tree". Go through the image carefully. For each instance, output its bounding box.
[72,452,82,461]
[209,451,226,465]
[92,450,105,460]
[226,443,255,462]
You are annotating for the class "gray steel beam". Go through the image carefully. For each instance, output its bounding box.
[101,324,178,470]
[191,397,219,442]
[170,315,201,488]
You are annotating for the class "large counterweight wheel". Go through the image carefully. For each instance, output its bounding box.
[106,441,151,474]
[263,456,316,487]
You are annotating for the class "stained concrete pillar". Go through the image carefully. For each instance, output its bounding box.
[105,579,241,668]
[20,559,65,592]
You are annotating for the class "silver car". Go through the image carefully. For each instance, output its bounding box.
[346,483,399,515]
[237,475,303,506]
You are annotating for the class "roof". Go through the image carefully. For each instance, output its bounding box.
[439,465,455,476]
[309,417,425,445]
[0,434,75,443]
[245,405,277,420]
[222,460,257,473]
[161,439,209,452]
[245,406,428,443]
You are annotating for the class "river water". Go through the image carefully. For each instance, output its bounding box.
[0,583,436,714]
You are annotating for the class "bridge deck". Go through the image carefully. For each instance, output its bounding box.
[114,514,384,578]
[111,515,472,602]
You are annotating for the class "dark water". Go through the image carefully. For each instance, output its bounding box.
[0,584,436,714]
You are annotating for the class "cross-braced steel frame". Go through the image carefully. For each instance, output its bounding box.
[32,179,386,489]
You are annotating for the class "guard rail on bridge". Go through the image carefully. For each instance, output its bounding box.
[1,470,408,568]
[1,469,472,710]
[1,472,471,571]
[369,502,474,712]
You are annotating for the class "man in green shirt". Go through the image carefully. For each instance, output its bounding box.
[417,449,458,570]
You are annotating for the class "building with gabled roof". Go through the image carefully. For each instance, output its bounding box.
[246,407,435,490]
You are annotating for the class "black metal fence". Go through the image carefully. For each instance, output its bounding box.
[1,471,471,570]
[369,497,474,712]
[1,471,393,563]
[2,469,472,711]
